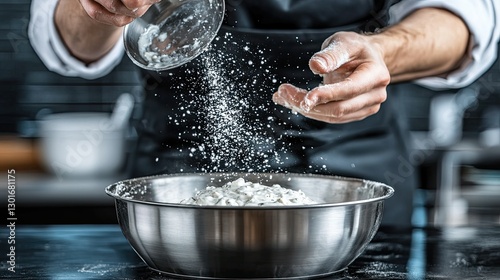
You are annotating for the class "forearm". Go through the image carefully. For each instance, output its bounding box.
[55,0,122,64]
[369,8,470,83]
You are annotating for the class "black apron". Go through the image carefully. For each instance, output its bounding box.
[130,0,416,227]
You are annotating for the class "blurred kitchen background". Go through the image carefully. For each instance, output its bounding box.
[0,0,499,226]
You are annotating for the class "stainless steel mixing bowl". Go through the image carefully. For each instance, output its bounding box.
[105,172,394,279]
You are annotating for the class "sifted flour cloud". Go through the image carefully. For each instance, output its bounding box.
[163,33,286,173]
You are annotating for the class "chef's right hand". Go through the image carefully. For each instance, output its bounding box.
[78,0,159,26]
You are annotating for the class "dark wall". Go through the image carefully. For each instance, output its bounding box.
[401,57,500,138]
[0,0,141,136]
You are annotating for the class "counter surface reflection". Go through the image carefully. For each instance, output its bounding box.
[1,225,499,279]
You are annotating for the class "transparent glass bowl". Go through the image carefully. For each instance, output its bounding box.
[124,0,225,71]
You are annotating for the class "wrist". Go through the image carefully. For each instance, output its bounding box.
[363,8,469,83]
[365,28,411,79]
[55,0,123,64]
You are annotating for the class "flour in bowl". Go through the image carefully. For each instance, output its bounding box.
[179,178,317,206]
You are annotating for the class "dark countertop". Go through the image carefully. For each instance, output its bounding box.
[1,225,500,280]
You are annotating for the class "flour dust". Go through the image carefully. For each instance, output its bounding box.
[164,33,291,173]
[154,33,332,175]
[199,35,286,172]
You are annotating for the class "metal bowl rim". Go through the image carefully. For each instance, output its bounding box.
[105,172,395,209]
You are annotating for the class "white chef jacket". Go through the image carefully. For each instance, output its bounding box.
[29,0,500,89]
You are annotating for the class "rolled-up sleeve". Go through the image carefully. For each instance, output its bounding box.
[389,0,500,89]
[28,0,124,80]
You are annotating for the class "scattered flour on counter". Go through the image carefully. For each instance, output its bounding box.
[179,178,316,206]
[352,262,406,279]
[78,263,143,276]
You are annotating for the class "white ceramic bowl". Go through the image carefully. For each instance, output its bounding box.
[38,112,126,178]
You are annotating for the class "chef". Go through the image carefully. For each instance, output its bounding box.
[29,0,500,227]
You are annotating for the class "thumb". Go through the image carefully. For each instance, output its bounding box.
[309,38,350,75]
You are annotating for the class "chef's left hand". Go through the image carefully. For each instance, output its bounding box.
[273,31,390,124]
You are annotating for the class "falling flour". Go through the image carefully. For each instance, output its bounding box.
[165,33,287,173]
[161,33,330,174]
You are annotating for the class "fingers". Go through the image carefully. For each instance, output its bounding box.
[119,0,160,11]
[94,0,136,16]
[309,43,349,75]
[273,83,387,124]
[309,33,353,75]
[303,62,390,111]
[80,0,133,26]
[299,104,381,123]
[79,0,156,26]
[272,84,308,113]
[302,89,386,120]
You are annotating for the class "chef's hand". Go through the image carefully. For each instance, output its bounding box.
[273,32,390,124]
[78,0,159,26]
